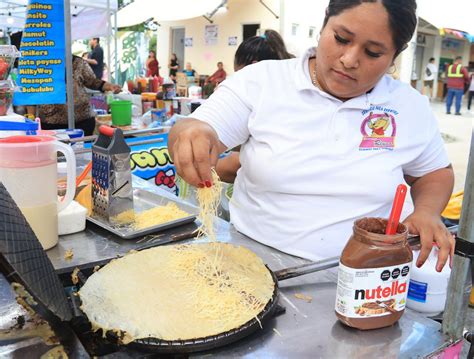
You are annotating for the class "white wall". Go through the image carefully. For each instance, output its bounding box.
[281,0,328,56]
[156,0,280,77]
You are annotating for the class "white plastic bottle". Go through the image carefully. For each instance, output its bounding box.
[406,247,451,315]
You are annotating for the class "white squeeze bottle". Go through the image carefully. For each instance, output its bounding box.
[406,247,450,315]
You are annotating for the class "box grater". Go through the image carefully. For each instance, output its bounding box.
[92,125,134,222]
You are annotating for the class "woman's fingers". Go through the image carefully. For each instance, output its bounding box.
[417,226,453,272]
[435,229,451,272]
[173,139,204,187]
[192,138,214,187]
[417,229,433,268]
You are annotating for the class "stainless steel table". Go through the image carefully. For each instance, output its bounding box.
[1,177,457,358]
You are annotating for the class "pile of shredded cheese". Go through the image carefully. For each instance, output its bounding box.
[114,203,190,230]
[79,242,275,341]
[196,169,222,241]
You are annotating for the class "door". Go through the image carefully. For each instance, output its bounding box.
[414,45,424,91]
[171,27,185,71]
[242,24,260,41]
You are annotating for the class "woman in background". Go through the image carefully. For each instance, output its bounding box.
[37,55,121,135]
[168,53,179,82]
[217,29,294,183]
[234,29,293,71]
[146,50,159,77]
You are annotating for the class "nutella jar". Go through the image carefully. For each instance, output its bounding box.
[335,217,412,330]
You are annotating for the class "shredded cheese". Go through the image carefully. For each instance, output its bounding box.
[196,169,222,241]
[294,293,313,303]
[79,242,275,341]
[114,202,190,230]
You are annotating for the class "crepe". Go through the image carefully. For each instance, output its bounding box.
[79,242,275,342]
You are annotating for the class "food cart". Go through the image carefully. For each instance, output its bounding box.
[0,164,472,357]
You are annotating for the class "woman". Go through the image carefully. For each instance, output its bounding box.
[168,53,179,82]
[234,29,294,71]
[146,50,159,77]
[169,0,454,271]
[183,62,196,77]
[38,55,121,135]
[217,29,294,182]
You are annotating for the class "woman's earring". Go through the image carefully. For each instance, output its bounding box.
[388,63,397,75]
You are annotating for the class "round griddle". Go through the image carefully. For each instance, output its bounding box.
[83,256,340,354]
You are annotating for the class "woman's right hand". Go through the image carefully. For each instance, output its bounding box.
[169,119,224,187]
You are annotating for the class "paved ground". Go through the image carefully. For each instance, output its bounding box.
[433,99,473,192]
[431,99,473,358]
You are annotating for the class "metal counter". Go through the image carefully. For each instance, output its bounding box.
[2,177,454,358]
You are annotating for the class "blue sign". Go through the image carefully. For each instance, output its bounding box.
[13,0,66,105]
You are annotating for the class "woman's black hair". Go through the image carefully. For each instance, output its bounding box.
[322,0,417,57]
[234,29,294,69]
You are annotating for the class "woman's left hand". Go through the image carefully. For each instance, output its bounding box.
[403,209,454,272]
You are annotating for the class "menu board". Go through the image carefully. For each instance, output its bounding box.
[13,0,66,105]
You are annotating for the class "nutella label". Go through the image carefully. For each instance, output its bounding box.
[335,262,412,318]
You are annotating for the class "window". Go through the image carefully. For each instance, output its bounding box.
[291,23,299,36]
[309,26,316,38]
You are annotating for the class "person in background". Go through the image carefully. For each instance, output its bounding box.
[467,72,474,113]
[445,56,469,115]
[169,0,454,269]
[233,29,294,71]
[146,50,159,77]
[34,56,121,136]
[183,62,196,77]
[84,37,104,79]
[202,62,227,98]
[422,57,437,99]
[208,62,227,85]
[168,53,179,82]
[216,29,294,183]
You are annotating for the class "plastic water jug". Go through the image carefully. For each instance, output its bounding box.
[0,136,76,250]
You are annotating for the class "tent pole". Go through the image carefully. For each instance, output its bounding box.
[114,10,118,85]
[442,127,474,340]
[107,0,112,83]
[64,0,75,129]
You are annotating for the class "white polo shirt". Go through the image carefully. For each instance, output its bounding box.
[192,48,450,261]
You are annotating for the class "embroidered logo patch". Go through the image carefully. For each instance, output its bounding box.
[359,111,397,151]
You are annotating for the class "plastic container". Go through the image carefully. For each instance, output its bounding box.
[406,248,451,315]
[110,100,132,126]
[0,45,20,81]
[0,80,15,115]
[58,200,87,235]
[162,83,176,100]
[0,136,76,250]
[188,85,202,99]
[335,218,412,330]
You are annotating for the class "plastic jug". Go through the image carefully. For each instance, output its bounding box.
[0,136,76,250]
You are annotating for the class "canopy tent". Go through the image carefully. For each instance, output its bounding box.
[1,0,119,129]
[0,0,118,40]
[116,0,224,28]
[417,0,474,37]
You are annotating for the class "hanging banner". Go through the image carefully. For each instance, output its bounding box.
[13,0,66,106]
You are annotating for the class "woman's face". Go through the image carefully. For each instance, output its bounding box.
[149,51,155,58]
[316,2,397,100]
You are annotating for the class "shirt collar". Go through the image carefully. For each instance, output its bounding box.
[294,47,391,107]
